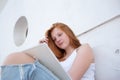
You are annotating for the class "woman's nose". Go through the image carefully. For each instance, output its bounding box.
[56,38,60,42]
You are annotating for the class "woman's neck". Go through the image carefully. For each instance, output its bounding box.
[64,46,75,60]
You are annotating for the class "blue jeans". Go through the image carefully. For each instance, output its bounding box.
[0,59,59,80]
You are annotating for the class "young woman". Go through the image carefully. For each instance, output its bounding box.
[0,22,95,80]
[40,22,95,80]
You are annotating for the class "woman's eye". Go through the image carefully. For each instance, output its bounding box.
[58,33,62,37]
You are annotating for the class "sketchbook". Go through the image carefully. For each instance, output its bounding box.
[23,43,71,80]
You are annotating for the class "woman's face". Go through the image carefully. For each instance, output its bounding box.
[51,28,70,49]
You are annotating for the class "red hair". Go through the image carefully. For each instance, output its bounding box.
[45,22,81,60]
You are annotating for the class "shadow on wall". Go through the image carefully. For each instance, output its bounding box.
[0,0,8,13]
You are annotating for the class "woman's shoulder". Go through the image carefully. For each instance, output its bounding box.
[3,52,35,65]
[76,43,94,62]
[77,43,92,51]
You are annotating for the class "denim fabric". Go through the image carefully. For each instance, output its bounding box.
[0,60,59,80]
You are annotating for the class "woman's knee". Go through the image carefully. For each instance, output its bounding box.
[2,52,35,65]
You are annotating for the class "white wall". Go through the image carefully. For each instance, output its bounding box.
[0,0,26,64]
[78,15,120,80]
[0,0,120,73]
[23,0,120,36]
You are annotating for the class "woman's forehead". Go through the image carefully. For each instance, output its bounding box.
[52,28,63,33]
[51,28,63,36]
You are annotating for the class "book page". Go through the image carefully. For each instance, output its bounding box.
[23,43,71,80]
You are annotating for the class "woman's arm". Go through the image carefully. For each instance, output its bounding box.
[68,44,94,80]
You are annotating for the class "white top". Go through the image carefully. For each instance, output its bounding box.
[60,49,95,80]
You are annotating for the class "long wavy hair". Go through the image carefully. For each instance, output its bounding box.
[45,22,81,61]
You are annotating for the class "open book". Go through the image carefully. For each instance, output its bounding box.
[23,43,71,80]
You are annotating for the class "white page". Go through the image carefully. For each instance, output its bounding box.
[23,43,71,80]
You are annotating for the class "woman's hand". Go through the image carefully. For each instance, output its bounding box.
[39,37,49,44]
